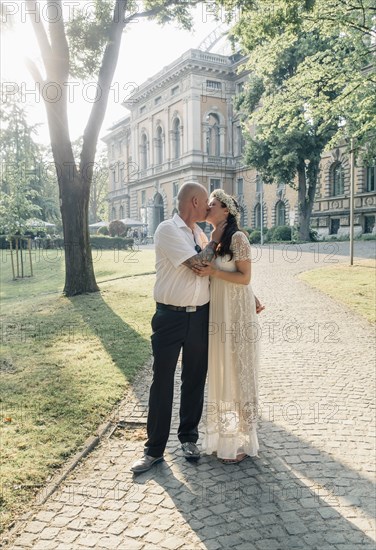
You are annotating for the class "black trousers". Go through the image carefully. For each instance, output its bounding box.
[145,303,209,457]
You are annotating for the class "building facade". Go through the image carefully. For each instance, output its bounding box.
[103,49,376,239]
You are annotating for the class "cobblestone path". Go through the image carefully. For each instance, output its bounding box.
[7,241,376,550]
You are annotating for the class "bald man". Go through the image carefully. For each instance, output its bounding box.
[131,182,226,474]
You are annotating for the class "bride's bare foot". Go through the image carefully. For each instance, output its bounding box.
[221,453,248,464]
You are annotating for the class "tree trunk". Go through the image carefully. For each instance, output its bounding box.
[297,161,318,242]
[60,173,99,296]
[45,96,99,296]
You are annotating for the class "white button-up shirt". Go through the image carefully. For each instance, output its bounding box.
[153,214,209,307]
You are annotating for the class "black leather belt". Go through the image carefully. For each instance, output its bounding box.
[156,302,208,313]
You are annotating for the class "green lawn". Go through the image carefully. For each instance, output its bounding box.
[299,259,376,324]
[0,248,156,532]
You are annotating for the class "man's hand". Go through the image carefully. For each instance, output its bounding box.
[255,296,265,314]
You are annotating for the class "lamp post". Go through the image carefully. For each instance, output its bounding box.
[349,138,355,266]
[260,177,264,245]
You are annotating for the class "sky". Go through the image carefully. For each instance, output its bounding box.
[1,2,226,149]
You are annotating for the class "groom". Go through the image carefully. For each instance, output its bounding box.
[131,182,225,474]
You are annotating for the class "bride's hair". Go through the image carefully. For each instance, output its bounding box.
[216,200,241,259]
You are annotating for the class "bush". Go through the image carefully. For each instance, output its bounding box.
[272,225,292,241]
[0,235,9,249]
[97,226,109,236]
[242,226,253,236]
[109,220,127,237]
[360,233,376,241]
[264,227,276,242]
[90,235,134,250]
[249,230,261,244]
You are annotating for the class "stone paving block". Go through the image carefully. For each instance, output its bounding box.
[254,538,282,550]
[10,532,38,548]
[284,521,309,535]
[32,540,58,550]
[56,529,80,544]
[107,520,129,535]
[144,530,166,544]
[34,511,56,523]
[66,518,88,531]
[124,526,148,538]
[39,527,61,540]
[160,535,186,549]
[89,519,111,532]
[24,521,47,534]
[97,534,122,549]
[75,532,102,547]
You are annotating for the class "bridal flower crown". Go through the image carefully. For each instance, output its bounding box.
[210,189,241,224]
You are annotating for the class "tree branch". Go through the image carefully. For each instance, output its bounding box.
[80,0,198,183]
[25,0,52,75]
[123,0,201,25]
[47,0,69,79]
[25,58,43,84]
[80,0,129,182]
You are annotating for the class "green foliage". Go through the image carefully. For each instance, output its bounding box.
[271,225,292,241]
[90,235,133,249]
[249,229,261,243]
[0,100,60,232]
[66,0,195,79]
[225,0,376,159]
[97,225,110,235]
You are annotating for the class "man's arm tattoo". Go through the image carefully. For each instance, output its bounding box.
[183,241,218,270]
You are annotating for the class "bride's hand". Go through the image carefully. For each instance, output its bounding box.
[255,296,265,314]
[192,262,216,277]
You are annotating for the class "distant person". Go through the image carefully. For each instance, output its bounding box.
[131,182,226,474]
[193,189,264,464]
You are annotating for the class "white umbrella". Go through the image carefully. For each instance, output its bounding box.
[26,218,56,228]
[119,218,146,227]
[88,221,109,228]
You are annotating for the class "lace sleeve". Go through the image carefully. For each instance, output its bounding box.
[231,231,252,262]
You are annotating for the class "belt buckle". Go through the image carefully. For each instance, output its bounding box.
[186,306,197,313]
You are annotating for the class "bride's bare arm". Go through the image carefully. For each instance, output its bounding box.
[192,259,251,285]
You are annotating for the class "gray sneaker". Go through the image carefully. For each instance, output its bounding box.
[181,442,200,460]
[131,454,164,474]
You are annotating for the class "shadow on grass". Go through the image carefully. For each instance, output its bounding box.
[0,288,151,533]
[67,290,151,382]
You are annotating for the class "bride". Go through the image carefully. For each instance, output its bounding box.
[193,189,264,464]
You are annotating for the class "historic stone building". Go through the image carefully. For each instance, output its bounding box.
[103,48,376,239]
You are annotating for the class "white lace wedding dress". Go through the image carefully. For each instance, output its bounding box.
[202,231,260,459]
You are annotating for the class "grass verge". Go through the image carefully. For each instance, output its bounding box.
[0,249,156,532]
[299,259,376,323]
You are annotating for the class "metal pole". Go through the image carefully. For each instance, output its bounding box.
[260,178,264,245]
[349,138,355,266]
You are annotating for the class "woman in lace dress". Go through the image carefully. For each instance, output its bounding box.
[193,190,264,464]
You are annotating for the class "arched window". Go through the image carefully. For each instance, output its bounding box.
[331,162,344,196]
[276,201,286,226]
[172,118,181,159]
[152,193,165,234]
[111,206,116,221]
[119,205,124,220]
[206,113,220,156]
[140,133,148,169]
[155,126,163,165]
[254,204,261,229]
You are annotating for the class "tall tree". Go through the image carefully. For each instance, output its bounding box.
[7,0,199,295]
[219,0,376,240]
[0,100,43,235]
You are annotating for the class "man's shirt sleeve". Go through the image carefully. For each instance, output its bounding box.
[155,224,195,269]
